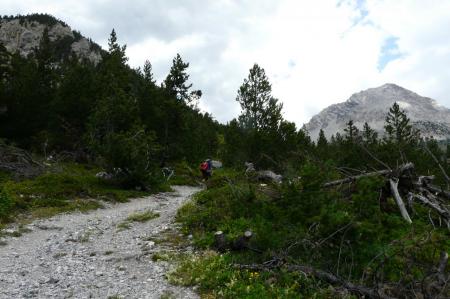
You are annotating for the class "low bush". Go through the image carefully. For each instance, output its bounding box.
[175,164,450,298]
[0,187,13,220]
[168,251,346,299]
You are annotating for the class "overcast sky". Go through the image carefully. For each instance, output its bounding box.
[3,0,450,127]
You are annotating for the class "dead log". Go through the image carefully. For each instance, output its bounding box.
[416,175,435,186]
[410,193,450,228]
[0,143,44,178]
[323,169,391,187]
[427,184,450,199]
[389,179,412,224]
[423,144,450,188]
[234,263,395,299]
[438,251,448,276]
[323,163,414,188]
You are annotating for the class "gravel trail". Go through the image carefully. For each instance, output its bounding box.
[0,185,201,299]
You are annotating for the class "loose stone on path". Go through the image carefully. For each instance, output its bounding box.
[0,186,200,299]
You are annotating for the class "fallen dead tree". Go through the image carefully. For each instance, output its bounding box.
[324,162,450,227]
[235,254,450,299]
[234,262,396,299]
[0,141,43,178]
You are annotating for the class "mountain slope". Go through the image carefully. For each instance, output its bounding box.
[0,14,102,63]
[304,83,450,140]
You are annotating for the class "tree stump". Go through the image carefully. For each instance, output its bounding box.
[214,231,227,252]
[232,230,253,251]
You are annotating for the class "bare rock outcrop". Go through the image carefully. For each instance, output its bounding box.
[304,83,450,141]
[0,15,102,64]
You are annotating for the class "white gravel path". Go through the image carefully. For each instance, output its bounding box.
[0,185,201,299]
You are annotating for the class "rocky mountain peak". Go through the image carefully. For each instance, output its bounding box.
[0,14,102,64]
[304,84,450,141]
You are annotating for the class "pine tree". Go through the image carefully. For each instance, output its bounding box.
[362,122,378,145]
[34,26,56,147]
[164,53,200,103]
[344,120,360,143]
[50,57,95,150]
[384,102,419,145]
[143,59,156,86]
[317,129,328,148]
[86,30,159,188]
[236,63,282,132]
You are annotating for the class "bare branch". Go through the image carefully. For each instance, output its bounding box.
[389,178,412,224]
[423,143,450,188]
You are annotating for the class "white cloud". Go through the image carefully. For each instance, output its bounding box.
[2,0,450,127]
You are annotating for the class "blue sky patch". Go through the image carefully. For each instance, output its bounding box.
[378,36,404,71]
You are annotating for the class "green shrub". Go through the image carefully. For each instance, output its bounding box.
[169,251,345,299]
[175,167,450,298]
[0,163,157,221]
[0,188,13,221]
[168,161,199,186]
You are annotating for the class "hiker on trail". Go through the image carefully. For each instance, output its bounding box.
[199,159,213,181]
[206,158,213,177]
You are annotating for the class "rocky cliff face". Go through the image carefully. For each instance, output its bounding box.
[304,83,450,141]
[0,15,102,64]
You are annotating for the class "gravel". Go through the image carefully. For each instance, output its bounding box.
[0,186,201,299]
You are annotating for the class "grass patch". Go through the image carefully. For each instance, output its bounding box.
[0,224,32,238]
[0,162,159,224]
[151,228,189,248]
[126,210,160,223]
[152,251,174,262]
[117,209,160,231]
[168,251,339,299]
[116,222,131,231]
[31,199,103,218]
[160,290,176,299]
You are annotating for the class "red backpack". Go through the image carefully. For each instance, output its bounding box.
[200,162,208,171]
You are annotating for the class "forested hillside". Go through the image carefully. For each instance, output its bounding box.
[0,14,448,299]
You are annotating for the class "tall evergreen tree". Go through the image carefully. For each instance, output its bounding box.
[236,63,282,132]
[362,122,378,145]
[317,129,328,148]
[86,30,159,187]
[143,59,156,86]
[384,102,418,145]
[164,53,200,103]
[50,57,96,150]
[344,120,360,144]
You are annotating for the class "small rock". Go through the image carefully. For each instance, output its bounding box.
[46,277,59,284]
[19,270,28,276]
